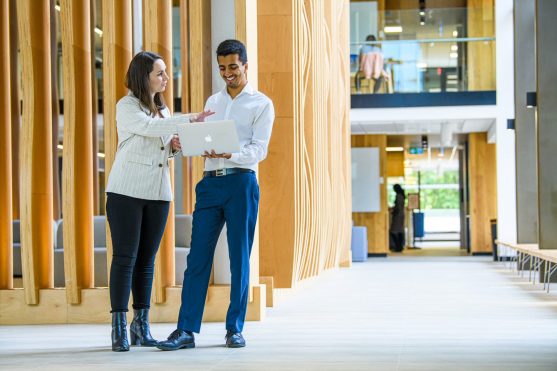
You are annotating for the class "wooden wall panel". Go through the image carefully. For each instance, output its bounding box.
[17,0,55,304]
[60,0,95,303]
[144,0,176,302]
[0,0,13,289]
[102,0,133,283]
[352,135,389,255]
[259,0,351,288]
[467,0,495,90]
[469,132,497,253]
[387,151,405,178]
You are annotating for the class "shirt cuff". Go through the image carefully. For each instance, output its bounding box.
[229,153,240,162]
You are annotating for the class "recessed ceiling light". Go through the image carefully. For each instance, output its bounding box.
[384,26,403,33]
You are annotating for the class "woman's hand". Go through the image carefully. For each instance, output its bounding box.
[171,135,181,152]
[191,110,215,122]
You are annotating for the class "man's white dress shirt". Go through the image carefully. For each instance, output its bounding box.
[203,82,275,172]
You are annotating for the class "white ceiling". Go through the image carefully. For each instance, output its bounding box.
[350,105,497,136]
[351,118,494,135]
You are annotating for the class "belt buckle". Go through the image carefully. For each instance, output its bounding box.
[215,169,226,177]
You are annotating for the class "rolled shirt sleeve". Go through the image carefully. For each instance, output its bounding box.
[229,100,275,165]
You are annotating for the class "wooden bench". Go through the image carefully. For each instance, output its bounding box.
[495,241,557,293]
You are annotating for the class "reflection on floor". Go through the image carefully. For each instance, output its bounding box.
[2,255,557,370]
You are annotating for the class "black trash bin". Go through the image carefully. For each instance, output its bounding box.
[490,219,497,261]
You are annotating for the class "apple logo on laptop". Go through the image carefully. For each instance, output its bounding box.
[204,135,213,143]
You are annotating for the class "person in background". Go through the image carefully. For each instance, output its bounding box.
[389,184,406,253]
[354,34,385,93]
[105,51,212,352]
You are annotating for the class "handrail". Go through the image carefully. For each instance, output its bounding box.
[351,37,495,46]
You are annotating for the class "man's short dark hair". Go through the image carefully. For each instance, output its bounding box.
[216,39,248,64]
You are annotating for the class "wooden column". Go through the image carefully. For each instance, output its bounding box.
[144,0,175,302]
[60,0,95,303]
[9,0,19,220]
[469,132,497,253]
[258,0,351,288]
[186,0,212,208]
[351,135,389,255]
[0,0,13,289]
[102,0,132,283]
[17,0,55,304]
[179,0,193,214]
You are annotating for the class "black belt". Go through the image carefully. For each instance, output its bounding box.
[203,168,254,177]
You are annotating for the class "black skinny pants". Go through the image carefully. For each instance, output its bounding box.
[106,192,170,313]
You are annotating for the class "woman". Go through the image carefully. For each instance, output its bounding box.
[389,184,406,253]
[105,51,211,352]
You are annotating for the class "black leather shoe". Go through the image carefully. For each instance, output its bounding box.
[156,329,195,351]
[111,312,130,352]
[129,308,158,347]
[225,330,246,348]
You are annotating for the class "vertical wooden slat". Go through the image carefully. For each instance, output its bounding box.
[0,0,13,289]
[17,0,54,304]
[144,0,175,303]
[90,0,100,216]
[179,0,193,214]
[50,0,61,221]
[60,0,95,303]
[102,0,132,284]
[9,0,19,220]
[187,0,212,206]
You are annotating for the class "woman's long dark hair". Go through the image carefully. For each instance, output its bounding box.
[125,51,166,117]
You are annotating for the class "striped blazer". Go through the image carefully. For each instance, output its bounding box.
[105,94,193,201]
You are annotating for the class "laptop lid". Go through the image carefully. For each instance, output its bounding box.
[177,120,241,157]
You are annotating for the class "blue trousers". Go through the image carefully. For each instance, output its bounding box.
[177,172,259,333]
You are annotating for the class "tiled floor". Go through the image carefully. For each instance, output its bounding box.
[2,256,557,370]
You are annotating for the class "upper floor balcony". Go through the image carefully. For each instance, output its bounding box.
[350,4,496,108]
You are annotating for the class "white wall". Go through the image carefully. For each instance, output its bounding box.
[210,0,236,284]
[495,0,517,244]
[211,0,235,94]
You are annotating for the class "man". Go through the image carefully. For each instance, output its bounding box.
[157,39,274,350]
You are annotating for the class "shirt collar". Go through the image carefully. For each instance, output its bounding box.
[220,82,255,99]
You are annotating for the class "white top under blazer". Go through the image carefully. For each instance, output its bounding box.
[105,94,193,201]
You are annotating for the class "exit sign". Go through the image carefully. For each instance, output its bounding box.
[408,147,424,155]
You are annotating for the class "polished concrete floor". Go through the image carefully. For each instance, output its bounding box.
[2,256,557,370]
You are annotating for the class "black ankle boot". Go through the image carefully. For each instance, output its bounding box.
[129,308,158,346]
[111,312,129,352]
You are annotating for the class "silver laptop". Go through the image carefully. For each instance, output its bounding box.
[177,120,241,157]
